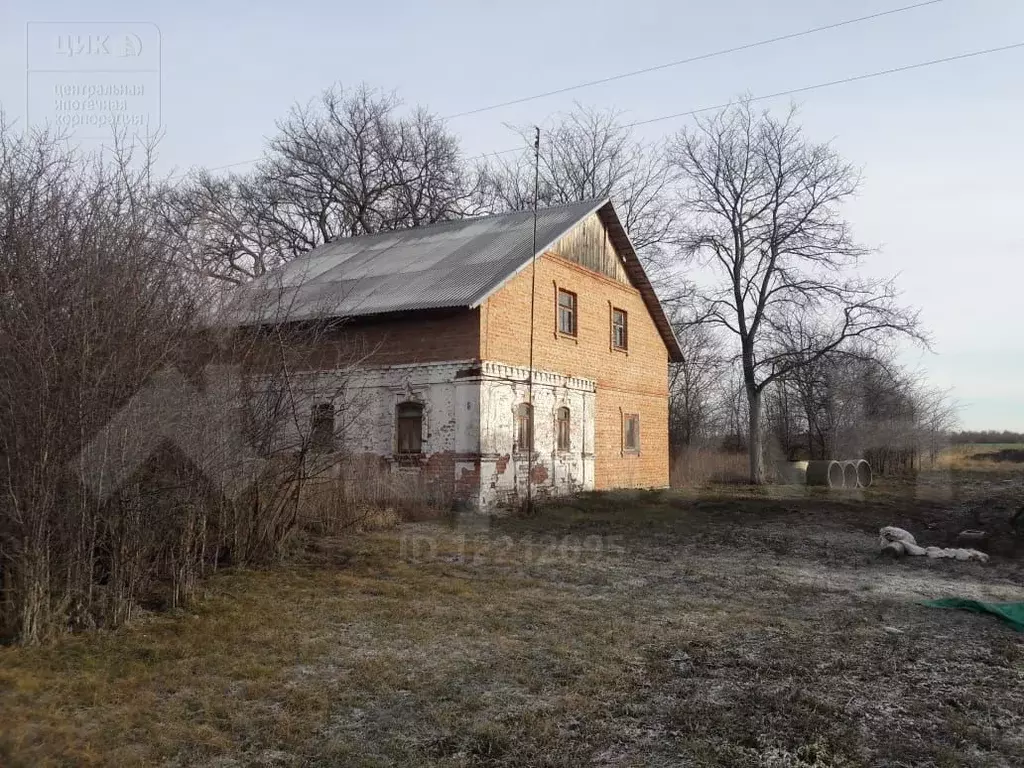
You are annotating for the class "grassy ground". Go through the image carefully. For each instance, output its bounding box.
[1,469,1023,767]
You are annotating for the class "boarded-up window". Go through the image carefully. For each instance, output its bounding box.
[310,402,335,451]
[556,407,570,452]
[612,308,628,350]
[396,402,423,454]
[557,289,577,336]
[623,413,640,453]
[516,403,533,453]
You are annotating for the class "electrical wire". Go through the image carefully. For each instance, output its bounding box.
[171,37,1022,178]
[441,0,953,120]
[172,1,953,177]
[627,40,1024,129]
[466,41,1024,160]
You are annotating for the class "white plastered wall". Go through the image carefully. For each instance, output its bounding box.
[266,359,595,509]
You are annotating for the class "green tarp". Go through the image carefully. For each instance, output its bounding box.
[921,599,1024,632]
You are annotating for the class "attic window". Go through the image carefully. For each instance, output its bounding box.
[557,289,577,336]
[612,308,628,350]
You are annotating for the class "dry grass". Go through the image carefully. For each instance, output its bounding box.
[936,443,1024,472]
[670,447,749,487]
[2,470,1023,766]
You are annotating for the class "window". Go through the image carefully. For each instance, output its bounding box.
[396,402,423,454]
[557,289,577,336]
[516,402,533,453]
[556,407,571,452]
[310,402,335,451]
[623,413,640,453]
[612,308,628,350]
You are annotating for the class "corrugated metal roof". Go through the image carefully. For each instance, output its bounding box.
[227,198,683,362]
[233,199,604,322]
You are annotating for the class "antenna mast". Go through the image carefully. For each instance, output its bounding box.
[526,126,540,513]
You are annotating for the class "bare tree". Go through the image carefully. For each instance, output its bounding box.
[668,101,924,483]
[157,170,281,286]
[669,318,729,450]
[759,341,957,474]
[478,105,677,258]
[163,84,472,285]
[263,84,470,243]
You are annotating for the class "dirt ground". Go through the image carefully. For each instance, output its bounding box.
[1,468,1023,767]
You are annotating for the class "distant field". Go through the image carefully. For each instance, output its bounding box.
[957,443,1024,452]
[1,468,1023,766]
[938,443,1024,471]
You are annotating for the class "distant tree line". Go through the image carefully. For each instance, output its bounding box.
[950,430,1024,445]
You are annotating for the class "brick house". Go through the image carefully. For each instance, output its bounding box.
[238,198,683,508]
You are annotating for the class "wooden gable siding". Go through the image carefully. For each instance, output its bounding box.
[550,212,631,285]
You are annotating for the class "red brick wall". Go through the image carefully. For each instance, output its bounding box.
[239,309,482,370]
[480,252,670,489]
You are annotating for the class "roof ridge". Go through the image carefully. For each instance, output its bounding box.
[322,197,607,245]
[229,196,686,364]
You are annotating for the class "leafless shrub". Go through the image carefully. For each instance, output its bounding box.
[0,113,454,643]
[0,121,196,642]
[760,347,958,472]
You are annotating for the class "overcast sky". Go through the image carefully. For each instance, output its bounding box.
[1,0,1021,430]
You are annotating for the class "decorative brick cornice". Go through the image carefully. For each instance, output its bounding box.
[478,360,596,392]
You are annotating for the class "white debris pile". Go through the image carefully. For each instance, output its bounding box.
[878,526,989,563]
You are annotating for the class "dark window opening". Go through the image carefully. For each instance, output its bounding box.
[624,413,640,453]
[557,289,577,336]
[310,402,335,451]
[516,402,533,453]
[556,407,571,452]
[612,308,628,350]
[397,401,424,454]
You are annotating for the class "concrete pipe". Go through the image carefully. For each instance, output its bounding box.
[806,460,844,488]
[856,459,872,488]
[843,461,859,488]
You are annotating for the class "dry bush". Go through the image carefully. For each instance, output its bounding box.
[0,121,457,644]
[296,459,405,535]
[0,125,200,643]
[671,447,748,487]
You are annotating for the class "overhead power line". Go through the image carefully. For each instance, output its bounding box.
[628,40,1024,128]
[442,0,952,120]
[174,1,952,178]
[468,41,1024,161]
[173,37,1022,179]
